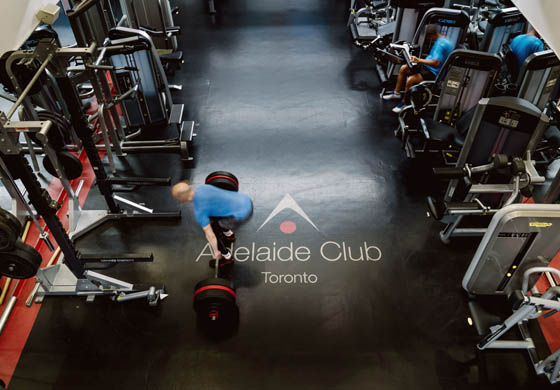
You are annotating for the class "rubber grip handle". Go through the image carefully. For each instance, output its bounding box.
[432,167,465,178]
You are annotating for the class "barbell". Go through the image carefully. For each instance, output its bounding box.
[193,171,240,329]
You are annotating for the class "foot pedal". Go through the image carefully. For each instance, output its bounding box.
[180,121,195,163]
[468,301,503,336]
[427,196,444,220]
[444,201,480,211]
[169,103,184,126]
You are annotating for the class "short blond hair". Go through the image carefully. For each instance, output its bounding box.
[171,181,194,203]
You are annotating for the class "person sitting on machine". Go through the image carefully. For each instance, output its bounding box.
[383,25,454,114]
[509,27,544,72]
[171,181,253,267]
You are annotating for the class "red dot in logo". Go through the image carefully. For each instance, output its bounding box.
[280,220,296,234]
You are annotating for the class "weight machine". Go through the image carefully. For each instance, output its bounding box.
[64,0,195,171]
[463,203,560,384]
[117,0,181,56]
[374,7,470,95]
[0,38,181,304]
[395,49,502,159]
[426,97,549,243]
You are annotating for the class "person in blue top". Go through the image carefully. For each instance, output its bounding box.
[509,28,544,72]
[383,25,454,114]
[171,180,253,268]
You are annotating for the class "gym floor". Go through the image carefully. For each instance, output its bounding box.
[5,0,552,389]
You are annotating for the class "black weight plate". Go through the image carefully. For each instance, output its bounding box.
[3,57,45,95]
[205,171,239,191]
[0,221,18,251]
[193,277,237,324]
[40,110,71,137]
[0,208,23,238]
[34,112,67,150]
[0,241,42,279]
[194,277,235,292]
[43,152,83,180]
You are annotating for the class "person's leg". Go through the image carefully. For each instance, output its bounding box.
[405,73,424,94]
[383,64,411,100]
[217,218,238,242]
[395,64,412,94]
[210,220,233,267]
[392,71,424,114]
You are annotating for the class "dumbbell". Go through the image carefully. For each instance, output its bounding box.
[193,171,240,328]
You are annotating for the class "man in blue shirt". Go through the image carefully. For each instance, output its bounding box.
[172,181,253,267]
[510,28,544,72]
[383,25,454,114]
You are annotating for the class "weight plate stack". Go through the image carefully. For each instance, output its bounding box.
[0,209,23,251]
[205,171,239,192]
[193,277,238,328]
[0,241,42,279]
[43,151,83,180]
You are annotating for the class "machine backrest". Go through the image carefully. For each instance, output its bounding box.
[457,96,548,168]
[107,27,172,127]
[480,7,526,53]
[432,50,503,121]
[517,50,560,110]
[462,204,560,295]
[391,0,445,43]
[412,8,470,56]
[121,0,178,52]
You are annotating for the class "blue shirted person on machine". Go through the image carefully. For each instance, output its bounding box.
[510,28,544,72]
[383,25,454,114]
[172,179,253,268]
[423,33,454,78]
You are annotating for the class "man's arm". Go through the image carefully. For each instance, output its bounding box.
[202,224,222,259]
[411,56,440,67]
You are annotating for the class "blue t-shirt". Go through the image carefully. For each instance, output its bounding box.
[510,34,544,71]
[425,37,454,76]
[193,184,253,227]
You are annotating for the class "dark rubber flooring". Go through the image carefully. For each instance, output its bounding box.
[9,1,551,389]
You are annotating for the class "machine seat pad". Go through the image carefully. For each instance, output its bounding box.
[424,118,458,143]
[161,51,183,62]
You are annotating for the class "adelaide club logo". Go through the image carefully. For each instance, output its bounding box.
[195,193,382,285]
[257,193,319,234]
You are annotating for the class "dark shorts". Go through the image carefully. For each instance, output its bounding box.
[418,65,436,81]
[211,201,254,232]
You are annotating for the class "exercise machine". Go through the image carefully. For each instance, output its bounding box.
[375,7,470,95]
[0,38,180,304]
[427,96,549,243]
[395,50,502,159]
[463,203,560,384]
[348,0,394,43]
[65,1,195,170]
[118,0,181,55]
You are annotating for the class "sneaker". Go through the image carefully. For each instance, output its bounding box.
[222,230,236,242]
[392,102,405,114]
[382,92,402,101]
[209,256,234,269]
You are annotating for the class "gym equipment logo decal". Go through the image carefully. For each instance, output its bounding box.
[257,193,319,234]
